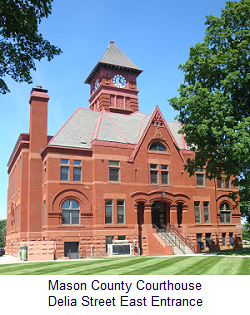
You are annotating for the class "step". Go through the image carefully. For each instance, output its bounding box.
[157,231,195,255]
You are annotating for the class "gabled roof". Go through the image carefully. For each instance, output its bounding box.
[85,41,143,84]
[48,107,189,152]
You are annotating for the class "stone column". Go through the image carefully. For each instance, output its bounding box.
[170,203,178,225]
[182,204,188,224]
[181,203,188,233]
[143,203,152,225]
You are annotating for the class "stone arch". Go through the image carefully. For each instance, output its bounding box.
[131,189,189,227]
[147,138,170,153]
[52,188,92,214]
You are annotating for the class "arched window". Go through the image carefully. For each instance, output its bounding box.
[220,203,231,223]
[149,141,167,152]
[62,199,80,225]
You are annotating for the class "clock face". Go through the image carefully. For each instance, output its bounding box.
[113,74,127,88]
[94,79,99,91]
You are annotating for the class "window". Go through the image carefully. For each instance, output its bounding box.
[150,164,158,184]
[229,233,234,246]
[196,168,205,186]
[60,159,69,181]
[44,161,46,183]
[225,179,231,189]
[106,236,114,253]
[43,200,46,226]
[203,202,210,223]
[62,199,80,225]
[161,165,169,185]
[105,199,113,224]
[220,203,231,223]
[206,233,211,249]
[194,201,201,223]
[117,200,125,224]
[73,160,82,181]
[149,141,167,152]
[109,161,120,182]
[217,177,222,189]
[222,233,226,246]
[118,236,126,240]
[217,176,231,189]
[196,233,202,244]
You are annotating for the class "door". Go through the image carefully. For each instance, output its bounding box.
[64,242,79,259]
[151,201,166,228]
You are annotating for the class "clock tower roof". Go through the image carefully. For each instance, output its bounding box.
[85,41,142,84]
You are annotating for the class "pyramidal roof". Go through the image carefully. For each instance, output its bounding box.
[85,41,142,84]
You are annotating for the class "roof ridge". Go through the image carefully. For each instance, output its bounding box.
[104,110,129,143]
[92,109,104,141]
[48,108,81,145]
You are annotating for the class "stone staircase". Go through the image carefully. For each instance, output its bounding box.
[154,224,196,255]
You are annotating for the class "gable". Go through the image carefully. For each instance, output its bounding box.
[48,106,188,157]
[127,106,186,163]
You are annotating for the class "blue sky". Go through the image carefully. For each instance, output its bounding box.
[0,0,232,219]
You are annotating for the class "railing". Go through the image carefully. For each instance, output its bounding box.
[164,224,196,252]
[153,224,186,254]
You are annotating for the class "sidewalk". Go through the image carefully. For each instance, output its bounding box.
[0,255,26,265]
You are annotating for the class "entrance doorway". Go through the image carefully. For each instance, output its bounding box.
[151,201,169,228]
[177,204,183,226]
[64,242,79,259]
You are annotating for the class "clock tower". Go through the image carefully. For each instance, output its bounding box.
[85,41,142,114]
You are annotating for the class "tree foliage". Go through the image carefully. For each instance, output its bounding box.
[169,0,250,221]
[0,219,6,247]
[0,0,62,94]
[242,221,250,241]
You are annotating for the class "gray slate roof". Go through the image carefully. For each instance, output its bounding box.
[49,108,188,150]
[85,42,142,84]
[100,42,142,71]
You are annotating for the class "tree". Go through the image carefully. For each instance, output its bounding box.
[0,219,6,247]
[242,221,250,241]
[0,0,62,94]
[169,0,250,221]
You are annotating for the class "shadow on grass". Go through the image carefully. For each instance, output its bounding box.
[211,246,250,256]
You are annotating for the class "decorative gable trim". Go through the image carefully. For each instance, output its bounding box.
[150,126,167,143]
[127,106,185,163]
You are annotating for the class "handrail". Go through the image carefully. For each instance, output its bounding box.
[165,224,195,252]
[153,224,173,246]
[154,224,185,254]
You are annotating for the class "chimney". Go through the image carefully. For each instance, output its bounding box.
[29,86,50,153]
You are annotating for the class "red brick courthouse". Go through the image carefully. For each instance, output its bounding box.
[6,42,242,260]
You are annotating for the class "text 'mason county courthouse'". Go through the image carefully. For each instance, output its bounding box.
[6,41,242,261]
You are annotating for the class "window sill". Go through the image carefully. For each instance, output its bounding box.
[148,151,170,156]
[59,181,82,184]
[58,224,85,229]
[108,181,121,184]
[194,223,212,226]
[104,224,127,228]
[218,223,234,226]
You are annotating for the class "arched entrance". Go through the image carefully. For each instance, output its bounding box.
[151,201,169,228]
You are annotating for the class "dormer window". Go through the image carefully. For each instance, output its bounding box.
[149,142,167,152]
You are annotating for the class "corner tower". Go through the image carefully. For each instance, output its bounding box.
[85,41,142,114]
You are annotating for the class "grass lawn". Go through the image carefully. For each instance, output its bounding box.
[0,249,250,275]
